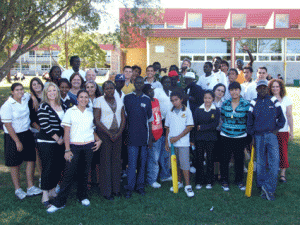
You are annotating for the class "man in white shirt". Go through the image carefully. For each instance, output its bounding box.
[212,57,228,87]
[196,62,218,91]
[242,67,256,101]
[144,65,163,89]
[61,56,86,81]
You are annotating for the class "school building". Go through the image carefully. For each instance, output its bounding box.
[120,8,300,84]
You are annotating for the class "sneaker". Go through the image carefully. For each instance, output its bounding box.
[47,205,64,214]
[184,185,194,198]
[170,182,184,192]
[122,170,127,178]
[261,191,267,200]
[39,178,42,188]
[222,183,230,191]
[27,186,42,196]
[206,184,213,189]
[195,184,202,190]
[15,188,27,200]
[161,176,172,182]
[244,166,248,173]
[262,186,275,201]
[229,163,234,168]
[237,183,246,191]
[81,199,90,206]
[150,182,161,188]
[203,161,206,165]
[55,184,60,194]
[190,167,196,174]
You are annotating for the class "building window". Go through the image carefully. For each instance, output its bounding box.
[206,39,231,54]
[188,13,202,28]
[43,51,50,57]
[180,39,205,54]
[275,14,289,28]
[236,39,257,53]
[286,39,300,61]
[29,51,35,57]
[258,39,282,53]
[52,51,59,57]
[41,65,51,71]
[167,24,183,29]
[232,14,246,28]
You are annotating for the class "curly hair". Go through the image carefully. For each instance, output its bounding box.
[268,79,286,98]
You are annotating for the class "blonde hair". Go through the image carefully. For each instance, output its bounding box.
[42,82,61,105]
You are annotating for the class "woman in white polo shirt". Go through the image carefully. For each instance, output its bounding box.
[47,90,102,213]
[0,83,42,200]
[94,80,126,200]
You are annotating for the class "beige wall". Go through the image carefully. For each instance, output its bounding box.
[123,48,147,76]
[148,37,179,75]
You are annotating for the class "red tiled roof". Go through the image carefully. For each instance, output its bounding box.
[99,44,115,51]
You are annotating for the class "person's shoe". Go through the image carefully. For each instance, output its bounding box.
[261,191,267,200]
[47,205,64,214]
[104,195,114,201]
[195,184,202,190]
[125,191,132,199]
[150,182,161,188]
[27,186,42,196]
[206,184,213,189]
[55,184,60,194]
[39,178,42,188]
[137,189,146,196]
[81,199,90,206]
[161,176,172,182]
[184,185,194,198]
[170,182,184,192]
[15,188,27,200]
[237,183,246,191]
[190,167,196,174]
[279,176,287,183]
[244,166,248,173]
[222,183,230,191]
[262,186,275,201]
[121,170,127,178]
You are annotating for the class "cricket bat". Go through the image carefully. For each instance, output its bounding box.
[171,144,178,193]
[245,146,255,197]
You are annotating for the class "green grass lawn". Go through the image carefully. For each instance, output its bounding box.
[0,79,299,224]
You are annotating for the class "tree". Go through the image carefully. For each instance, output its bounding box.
[0,0,160,81]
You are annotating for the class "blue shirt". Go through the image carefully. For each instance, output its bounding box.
[124,92,153,146]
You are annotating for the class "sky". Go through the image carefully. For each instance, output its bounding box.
[97,0,300,33]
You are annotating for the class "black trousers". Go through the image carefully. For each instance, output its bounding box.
[52,142,94,207]
[220,136,247,185]
[195,140,215,185]
[37,142,65,190]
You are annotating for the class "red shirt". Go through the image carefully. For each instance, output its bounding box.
[151,98,163,141]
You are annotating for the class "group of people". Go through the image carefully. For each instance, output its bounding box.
[0,54,293,214]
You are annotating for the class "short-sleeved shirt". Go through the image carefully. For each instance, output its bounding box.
[61,69,86,81]
[61,106,95,143]
[213,70,228,87]
[279,96,293,132]
[114,90,125,103]
[0,93,31,134]
[242,81,257,101]
[144,78,163,89]
[165,106,194,147]
[122,82,135,95]
[196,74,218,91]
[124,92,153,146]
[237,70,246,84]
[154,88,172,119]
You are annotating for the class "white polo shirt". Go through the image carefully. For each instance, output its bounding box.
[61,106,95,143]
[0,93,31,134]
[144,79,163,89]
[242,81,257,101]
[61,69,86,81]
[165,106,194,147]
[213,70,228,87]
[196,74,218,91]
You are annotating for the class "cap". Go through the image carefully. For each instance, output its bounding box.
[168,70,178,77]
[115,74,125,81]
[184,72,195,79]
[256,80,268,87]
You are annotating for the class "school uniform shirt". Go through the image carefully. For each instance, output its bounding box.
[242,80,257,101]
[86,98,96,112]
[61,106,95,143]
[61,95,76,110]
[61,69,86,81]
[0,93,31,134]
[213,70,228,87]
[144,78,163,89]
[122,82,135,95]
[67,91,77,105]
[151,98,163,141]
[165,106,194,147]
[279,96,292,132]
[154,88,172,119]
[196,74,218,91]
[124,92,153,146]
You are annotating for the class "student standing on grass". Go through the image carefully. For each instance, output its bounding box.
[123,76,153,199]
[268,79,293,183]
[67,72,85,104]
[165,90,194,198]
[37,82,66,207]
[193,91,220,190]
[247,80,285,201]
[58,78,75,109]
[47,90,102,213]
[219,82,250,192]
[142,84,165,189]
[94,81,126,200]
[0,83,42,200]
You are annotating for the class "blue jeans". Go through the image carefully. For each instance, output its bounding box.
[147,136,171,185]
[126,145,148,191]
[255,133,280,194]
